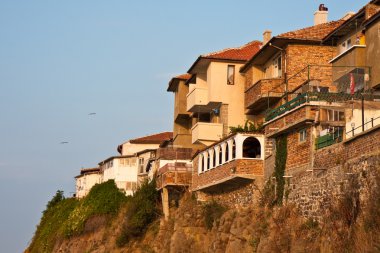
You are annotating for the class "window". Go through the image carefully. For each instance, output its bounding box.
[273,55,282,78]
[227,65,235,85]
[219,147,223,165]
[138,158,144,174]
[326,109,344,121]
[299,129,307,142]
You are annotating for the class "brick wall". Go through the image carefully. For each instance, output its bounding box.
[285,127,312,172]
[314,142,344,169]
[344,125,380,160]
[286,45,335,91]
[245,78,284,109]
[191,158,263,191]
[156,147,193,160]
[264,105,314,136]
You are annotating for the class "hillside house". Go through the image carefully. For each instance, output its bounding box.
[75,167,101,198]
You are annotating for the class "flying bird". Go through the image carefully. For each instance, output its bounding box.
[88,113,96,116]
[60,141,69,144]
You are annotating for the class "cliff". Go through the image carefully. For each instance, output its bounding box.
[27,157,380,253]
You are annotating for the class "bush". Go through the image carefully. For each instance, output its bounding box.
[202,200,226,230]
[28,192,79,253]
[64,180,127,237]
[117,179,160,247]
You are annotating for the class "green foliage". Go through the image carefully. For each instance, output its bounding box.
[116,179,160,247]
[229,120,263,134]
[274,135,287,205]
[28,192,79,253]
[260,178,276,207]
[64,180,127,237]
[202,200,227,230]
[44,190,65,213]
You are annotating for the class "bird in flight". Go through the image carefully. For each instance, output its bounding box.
[88,113,96,115]
[60,141,69,144]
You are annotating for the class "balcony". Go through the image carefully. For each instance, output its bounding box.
[330,45,366,66]
[186,87,208,112]
[156,162,192,190]
[245,78,284,113]
[191,122,223,145]
[193,159,264,192]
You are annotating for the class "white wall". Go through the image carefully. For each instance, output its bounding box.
[76,173,102,198]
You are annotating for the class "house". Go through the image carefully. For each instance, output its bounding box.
[239,6,353,176]
[75,167,101,198]
[167,74,204,150]
[99,155,138,195]
[186,40,262,146]
[98,132,173,195]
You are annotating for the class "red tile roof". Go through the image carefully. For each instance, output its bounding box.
[129,132,173,144]
[202,40,262,61]
[174,74,192,80]
[277,20,345,41]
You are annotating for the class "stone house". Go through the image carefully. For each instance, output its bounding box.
[75,167,101,198]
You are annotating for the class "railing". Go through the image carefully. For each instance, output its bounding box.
[265,93,307,121]
[265,91,369,122]
[315,128,343,150]
[346,116,380,138]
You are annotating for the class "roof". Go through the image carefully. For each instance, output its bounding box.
[241,20,343,73]
[167,74,192,92]
[277,20,344,41]
[323,2,380,44]
[98,155,135,165]
[188,40,262,74]
[202,40,263,61]
[129,131,173,144]
[75,167,101,178]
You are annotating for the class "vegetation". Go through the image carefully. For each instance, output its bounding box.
[229,120,263,134]
[202,200,227,230]
[274,135,287,205]
[28,180,127,252]
[28,191,79,253]
[116,179,160,247]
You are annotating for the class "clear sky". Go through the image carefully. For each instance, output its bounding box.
[0,0,368,252]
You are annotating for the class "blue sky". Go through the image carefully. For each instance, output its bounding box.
[0,1,368,252]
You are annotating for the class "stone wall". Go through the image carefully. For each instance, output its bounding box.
[195,181,263,208]
[287,127,380,221]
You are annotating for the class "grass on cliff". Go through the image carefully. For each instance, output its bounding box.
[28,180,127,253]
[202,200,227,230]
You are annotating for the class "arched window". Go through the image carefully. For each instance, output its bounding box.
[243,137,261,158]
[219,146,223,165]
[200,155,205,172]
[225,143,229,161]
[212,150,216,168]
[232,140,236,159]
[207,154,210,170]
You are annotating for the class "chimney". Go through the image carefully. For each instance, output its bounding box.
[314,4,328,25]
[263,30,272,45]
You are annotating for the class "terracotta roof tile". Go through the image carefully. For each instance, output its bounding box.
[129,132,173,144]
[277,20,345,41]
[174,74,192,80]
[202,40,262,61]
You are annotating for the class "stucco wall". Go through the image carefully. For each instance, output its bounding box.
[366,19,380,88]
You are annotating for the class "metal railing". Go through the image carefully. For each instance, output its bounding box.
[315,128,343,150]
[346,116,380,138]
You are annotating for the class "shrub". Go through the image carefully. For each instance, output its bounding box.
[202,200,226,230]
[64,180,127,237]
[117,179,160,247]
[28,192,79,253]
